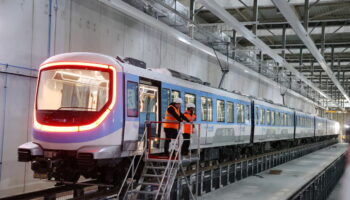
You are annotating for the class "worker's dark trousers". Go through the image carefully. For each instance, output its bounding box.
[164,128,178,155]
[181,133,191,155]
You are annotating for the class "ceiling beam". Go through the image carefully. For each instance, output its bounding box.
[269,42,350,49]
[199,18,350,29]
[198,0,341,109]
[272,0,350,105]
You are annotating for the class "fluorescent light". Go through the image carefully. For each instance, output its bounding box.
[177,37,191,45]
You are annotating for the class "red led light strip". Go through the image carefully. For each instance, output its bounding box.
[34,61,117,132]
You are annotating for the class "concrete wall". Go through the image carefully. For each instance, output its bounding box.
[0,0,316,196]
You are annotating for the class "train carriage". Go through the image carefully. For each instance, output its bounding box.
[327,119,340,136]
[17,52,340,183]
[295,111,315,139]
[315,116,327,137]
[253,99,294,143]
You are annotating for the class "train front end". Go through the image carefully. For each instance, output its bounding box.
[17,53,124,183]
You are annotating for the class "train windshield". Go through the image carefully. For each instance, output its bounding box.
[36,68,111,126]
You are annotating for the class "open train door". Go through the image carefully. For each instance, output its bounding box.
[138,78,161,143]
[122,75,161,152]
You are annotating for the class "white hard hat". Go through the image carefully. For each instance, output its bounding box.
[173,97,183,104]
[186,103,195,108]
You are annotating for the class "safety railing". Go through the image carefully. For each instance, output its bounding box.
[117,121,201,200]
[145,121,201,200]
[145,121,201,161]
[117,127,148,199]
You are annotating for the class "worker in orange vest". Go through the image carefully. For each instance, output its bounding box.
[182,103,196,156]
[163,97,189,156]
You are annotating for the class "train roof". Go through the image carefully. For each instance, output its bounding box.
[42,52,334,121]
[41,52,119,68]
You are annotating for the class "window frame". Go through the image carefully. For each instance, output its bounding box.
[216,99,225,122]
[227,101,234,123]
[207,97,213,122]
[126,81,139,117]
[236,103,245,124]
[201,96,207,121]
[185,93,197,119]
[171,90,181,102]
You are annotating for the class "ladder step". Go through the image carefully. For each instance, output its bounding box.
[147,158,180,163]
[129,190,163,195]
[140,182,162,186]
[143,174,164,178]
[145,166,166,170]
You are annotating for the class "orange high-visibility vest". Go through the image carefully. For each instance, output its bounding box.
[183,111,196,134]
[163,105,181,129]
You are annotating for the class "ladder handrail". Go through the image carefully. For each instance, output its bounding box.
[117,126,148,198]
[155,127,183,199]
[119,121,200,200]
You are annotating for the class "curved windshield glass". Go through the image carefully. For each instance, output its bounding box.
[37,68,110,112]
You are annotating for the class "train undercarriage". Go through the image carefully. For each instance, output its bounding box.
[18,135,339,185]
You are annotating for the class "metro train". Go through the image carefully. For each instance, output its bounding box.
[17,52,340,183]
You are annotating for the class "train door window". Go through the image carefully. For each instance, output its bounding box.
[161,88,170,119]
[237,104,244,123]
[246,105,250,123]
[127,81,139,117]
[217,100,225,122]
[255,107,259,125]
[271,111,275,125]
[171,90,180,102]
[227,102,234,123]
[201,97,207,121]
[185,93,196,114]
[139,84,158,117]
[260,108,265,125]
[207,98,213,121]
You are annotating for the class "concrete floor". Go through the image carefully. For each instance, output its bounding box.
[202,144,347,200]
[327,176,343,200]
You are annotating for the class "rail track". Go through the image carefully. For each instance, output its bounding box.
[0,139,338,200]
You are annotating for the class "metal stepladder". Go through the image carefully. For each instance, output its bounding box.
[118,121,200,200]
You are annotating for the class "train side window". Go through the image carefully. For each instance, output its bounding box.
[282,113,286,126]
[271,111,275,125]
[201,97,207,121]
[237,104,244,123]
[185,93,196,114]
[207,98,213,121]
[171,90,180,102]
[266,110,271,125]
[276,112,280,126]
[217,100,225,122]
[227,102,234,123]
[127,81,139,117]
[301,117,304,127]
[260,108,265,125]
[246,105,250,123]
[255,107,259,125]
[161,88,171,119]
[286,113,288,126]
